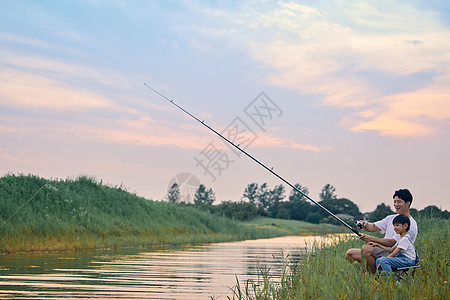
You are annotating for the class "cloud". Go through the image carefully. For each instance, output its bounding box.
[181,0,450,138]
[0,31,132,112]
[0,69,114,111]
[349,74,450,137]
[253,134,332,152]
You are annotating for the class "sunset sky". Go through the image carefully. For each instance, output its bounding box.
[1,0,449,213]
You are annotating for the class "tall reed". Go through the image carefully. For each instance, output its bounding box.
[231,216,449,299]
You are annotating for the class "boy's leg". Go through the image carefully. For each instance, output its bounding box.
[377,257,394,274]
[377,256,410,275]
[375,257,381,270]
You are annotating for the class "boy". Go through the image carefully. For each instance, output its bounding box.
[369,214,418,275]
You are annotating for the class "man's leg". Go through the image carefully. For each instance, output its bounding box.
[362,244,377,273]
[346,248,362,263]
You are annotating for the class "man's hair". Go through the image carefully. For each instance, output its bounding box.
[393,214,410,231]
[393,189,413,205]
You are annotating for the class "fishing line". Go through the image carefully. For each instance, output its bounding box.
[144,83,362,236]
[0,182,50,229]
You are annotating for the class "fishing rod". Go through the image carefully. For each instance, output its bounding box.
[144,83,362,237]
[0,182,50,229]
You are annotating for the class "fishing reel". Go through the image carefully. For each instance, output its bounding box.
[354,220,365,233]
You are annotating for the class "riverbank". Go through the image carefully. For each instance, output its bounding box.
[232,216,449,299]
[0,174,346,254]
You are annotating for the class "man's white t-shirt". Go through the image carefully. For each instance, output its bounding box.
[374,214,418,242]
[396,234,417,260]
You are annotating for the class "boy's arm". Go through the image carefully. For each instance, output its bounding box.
[387,247,400,258]
[370,242,396,253]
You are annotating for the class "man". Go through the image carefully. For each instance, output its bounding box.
[345,189,418,273]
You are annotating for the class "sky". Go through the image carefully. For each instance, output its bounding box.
[1,0,449,213]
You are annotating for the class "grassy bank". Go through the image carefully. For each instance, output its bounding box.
[0,174,345,254]
[0,174,287,253]
[232,216,449,299]
[244,217,347,236]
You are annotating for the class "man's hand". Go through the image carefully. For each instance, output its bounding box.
[359,221,381,233]
[368,241,380,247]
[359,234,375,243]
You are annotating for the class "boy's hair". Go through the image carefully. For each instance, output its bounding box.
[393,214,410,231]
[393,189,413,206]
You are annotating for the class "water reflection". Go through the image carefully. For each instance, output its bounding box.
[0,235,333,299]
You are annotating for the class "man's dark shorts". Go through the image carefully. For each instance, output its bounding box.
[372,246,389,258]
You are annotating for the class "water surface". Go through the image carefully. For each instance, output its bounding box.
[0,235,333,299]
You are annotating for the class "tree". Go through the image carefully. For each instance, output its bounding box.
[257,183,271,208]
[276,201,291,219]
[369,203,394,221]
[289,183,309,202]
[166,182,180,203]
[194,184,215,205]
[305,212,322,224]
[319,183,337,201]
[214,200,259,221]
[243,183,259,204]
[267,184,285,217]
[288,183,311,221]
[319,198,362,219]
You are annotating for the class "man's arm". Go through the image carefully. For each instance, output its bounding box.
[360,234,396,247]
[361,221,381,232]
[358,220,396,247]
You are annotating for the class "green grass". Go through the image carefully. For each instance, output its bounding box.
[0,174,345,254]
[244,217,348,236]
[231,216,450,299]
[0,174,287,253]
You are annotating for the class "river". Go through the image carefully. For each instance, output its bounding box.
[0,235,336,299]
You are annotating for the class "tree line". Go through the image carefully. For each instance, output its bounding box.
[166,182,450,223]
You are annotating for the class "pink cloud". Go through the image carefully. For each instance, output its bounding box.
[349,75,450,137]
[191,1,450,138]
[253,134,332,152]
[0,69,114,111]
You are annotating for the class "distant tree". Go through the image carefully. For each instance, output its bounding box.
[319,198,362,219]
[289,183,309,202]
[257,183,271,209]
[319,184,337,201]
[243,183,259,204]
[267,184,285,217]
[194,184,215,205]
[214,200,258,221]
[288,183,311,221]
[369,203,394,221]
[276,201,291,219]
[305,212,322,224]
[166,183,180,203]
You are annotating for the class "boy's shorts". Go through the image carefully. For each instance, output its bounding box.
[372,246,389,258]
